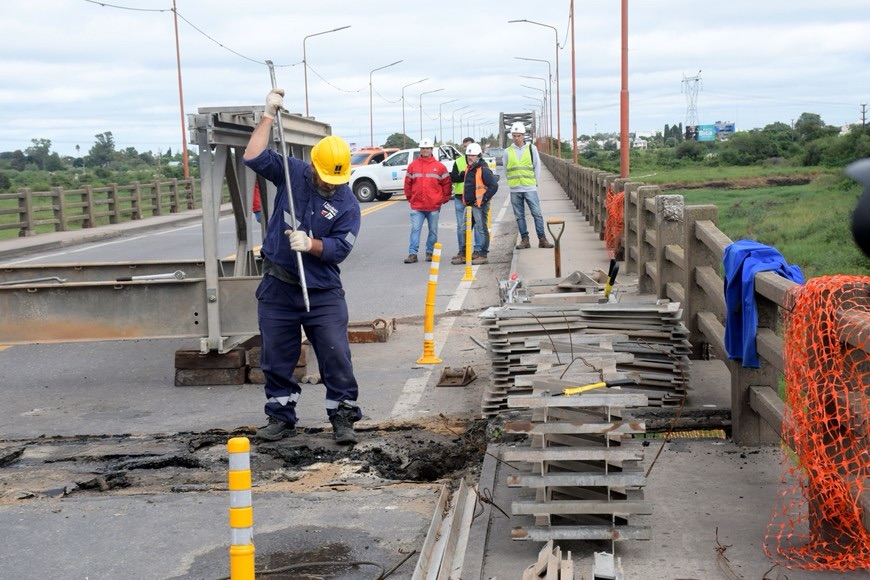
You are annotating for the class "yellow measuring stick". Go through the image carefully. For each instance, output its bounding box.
[561,382,607,396]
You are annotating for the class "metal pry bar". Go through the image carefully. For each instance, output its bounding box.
[265,59,310,312]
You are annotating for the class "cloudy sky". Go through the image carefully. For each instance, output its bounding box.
[2,0,867,157]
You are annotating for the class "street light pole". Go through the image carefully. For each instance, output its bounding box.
[369,59,403,147]
[516,57,553,155]
[569,0,578,164]
[520,76,549,154]
[401,78,428,149]
[451,105,470,143]
[303,25,351,117]
[459,109,476,143]
[171,0,189,178]
[509,19,560,158]
[620,0,630,177]
[419,88,444,141]
[469,117,485,142]
[438,99,457,144]
[522,90,546,149]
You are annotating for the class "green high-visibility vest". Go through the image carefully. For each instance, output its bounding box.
[506,146,535,187]
[452,155,468,195]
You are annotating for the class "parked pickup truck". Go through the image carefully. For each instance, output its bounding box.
[349,144,463,202]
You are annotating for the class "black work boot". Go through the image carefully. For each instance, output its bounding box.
[516,237,530,249]
[255,417,297,441]
[330,402,359,445]
[538,236,554,248]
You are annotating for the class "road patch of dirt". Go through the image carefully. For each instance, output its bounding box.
[0,416,490,504]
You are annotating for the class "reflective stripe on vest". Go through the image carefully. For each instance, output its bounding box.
[453,156,468,195]
[408,172,448,179]
[506,146,535,187]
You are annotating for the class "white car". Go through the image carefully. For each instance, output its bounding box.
[349,145,462,203]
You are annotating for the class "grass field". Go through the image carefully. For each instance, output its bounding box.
[601,162,869,278]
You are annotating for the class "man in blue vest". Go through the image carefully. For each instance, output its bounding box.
[503,122,554,250]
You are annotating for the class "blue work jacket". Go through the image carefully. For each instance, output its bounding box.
[245,149,360,290]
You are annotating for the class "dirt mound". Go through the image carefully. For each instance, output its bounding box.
[660,174,814,191]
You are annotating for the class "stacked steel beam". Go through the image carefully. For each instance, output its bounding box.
[503,386,651,543]
[480,301,691,416]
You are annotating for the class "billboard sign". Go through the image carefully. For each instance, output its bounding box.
[697,125,716,141]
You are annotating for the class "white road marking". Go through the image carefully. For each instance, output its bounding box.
[5,220,224,265]
[391,193,510,419]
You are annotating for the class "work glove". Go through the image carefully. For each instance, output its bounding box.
[264,88,286,119]
[286,229,312,252]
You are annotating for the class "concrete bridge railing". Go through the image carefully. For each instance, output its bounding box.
[0,179,198,238]
[543,154,867,442]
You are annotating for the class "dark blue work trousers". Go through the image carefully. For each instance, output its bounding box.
[256,274,360,425]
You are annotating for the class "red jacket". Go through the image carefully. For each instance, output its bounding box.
[252,181,262,213]
[403,155,451,211]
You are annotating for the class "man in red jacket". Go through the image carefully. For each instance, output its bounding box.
[402,139,452,263]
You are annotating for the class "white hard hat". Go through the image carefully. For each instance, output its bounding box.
[419,138,434,148]
[510,122,526,134]
[465,143,482,156]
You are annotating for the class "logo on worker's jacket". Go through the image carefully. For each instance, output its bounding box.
[333,164,343,175]
[321,202,337,220]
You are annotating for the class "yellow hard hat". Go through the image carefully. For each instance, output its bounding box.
[311,135,351,185]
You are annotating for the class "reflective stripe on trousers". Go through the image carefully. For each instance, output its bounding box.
[256,274,360,424]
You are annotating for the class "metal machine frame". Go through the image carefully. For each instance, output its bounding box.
[0,106,331,353]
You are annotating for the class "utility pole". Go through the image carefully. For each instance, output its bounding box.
[682,70,702,129]
[861,103,867,131]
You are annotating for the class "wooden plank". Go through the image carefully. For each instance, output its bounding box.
[174,347,245,369]
[174,367,245,386]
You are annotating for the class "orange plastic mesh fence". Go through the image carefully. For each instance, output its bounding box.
[604,187,624,259]
[765,275,870,571]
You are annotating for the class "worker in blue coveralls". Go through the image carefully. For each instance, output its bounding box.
[243,87,362,445]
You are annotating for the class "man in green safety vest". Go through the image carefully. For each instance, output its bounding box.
[504,122,554,250]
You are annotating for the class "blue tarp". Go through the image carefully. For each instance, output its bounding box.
[723,240,804,368]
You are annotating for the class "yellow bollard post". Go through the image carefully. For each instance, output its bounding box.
[461,206,476,282]
[417,243,443,364]
[227,437,255,580]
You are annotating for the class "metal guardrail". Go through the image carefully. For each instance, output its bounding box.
[0,179,197,237]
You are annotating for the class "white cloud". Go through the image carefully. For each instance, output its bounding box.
[0,0,867,156]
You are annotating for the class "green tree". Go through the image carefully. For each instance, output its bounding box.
[25,138,52,170]
[384,133,416,149]
[793,112,837,143]
[89,132,116,168]
[10,150,26,171]
[45,153,64,172]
